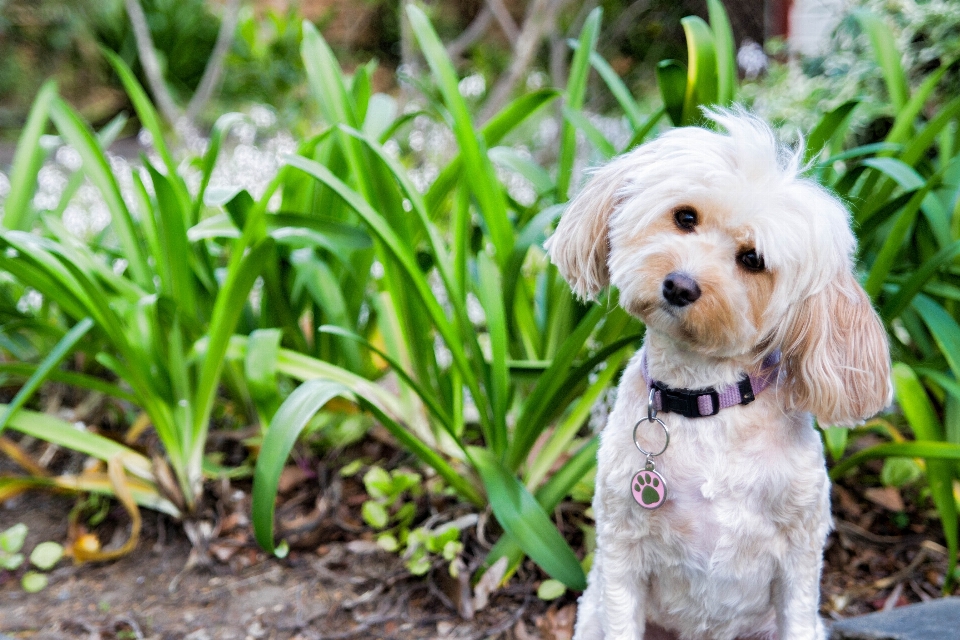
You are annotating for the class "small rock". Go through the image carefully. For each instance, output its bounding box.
[345,540,380,554]
[830,597,960,639]
[246,620,266,638]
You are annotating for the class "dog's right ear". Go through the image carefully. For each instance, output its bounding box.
[545,157,635,300]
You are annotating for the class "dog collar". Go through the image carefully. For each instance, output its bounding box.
[641,350,782,418]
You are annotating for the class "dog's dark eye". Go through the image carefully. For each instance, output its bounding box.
[674,207,698,231]
[738,249,765,272]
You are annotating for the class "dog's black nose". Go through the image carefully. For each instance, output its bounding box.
[662,272,701,307]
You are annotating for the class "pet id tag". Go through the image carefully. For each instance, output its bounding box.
[631,466,667,510]
[631,389,669,510]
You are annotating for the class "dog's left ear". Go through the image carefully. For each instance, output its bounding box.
[545,156,636,300]
[781,271,892,426]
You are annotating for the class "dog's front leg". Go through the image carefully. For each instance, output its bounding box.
[773,552,826,640]
[597,542,647,640]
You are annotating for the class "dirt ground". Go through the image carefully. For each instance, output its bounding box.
[0,492,570,640]
[2,431,959,640]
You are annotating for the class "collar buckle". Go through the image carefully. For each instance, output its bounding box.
[654,382,720,418]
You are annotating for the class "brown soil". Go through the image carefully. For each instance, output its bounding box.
[0,492,570,640]
[2,435,958,639]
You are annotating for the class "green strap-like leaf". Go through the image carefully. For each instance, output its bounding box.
[0,318,94,435]
[584,47,644,128]
[302,20,358,128]
[101,48,186,208]
[882,239,960,319]
[407,5,513,264]
[4,80,57,230]
[680,16,718,125]
[3,404,153,481]
[147,162,198,323]
[488,147,554,196]
[318,325,454,429]
[191,239,275,481]
[0,364,135,403]
[562,106,616,160]
[707,0,736,105]
[804,101,859,164]
[424,89,558,215]
[854,11,908,111]
[885,60,958,148]
[252,379,354,552]
[476,251,509,455]
[890,363,957,588]
[470,447,586,590]
[913,295,960,382]
[193,113,247,224]
[246,329,283,424]
[49,98,151,289]
[830,440,960,479]
[657,60,687,127]
[862,175,938,298]
[557,7,602,201]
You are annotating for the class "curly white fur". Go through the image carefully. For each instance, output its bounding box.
[545,110,892,640]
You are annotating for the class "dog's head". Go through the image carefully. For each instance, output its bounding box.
[545,110,891,425]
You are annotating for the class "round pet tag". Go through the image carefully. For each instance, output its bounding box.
[631,468,667,509]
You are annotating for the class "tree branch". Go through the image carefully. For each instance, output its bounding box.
[186,0,242,123]
[480,0,568,122]
[123,0,183,125]
[446,6,495,60]
[485,0,520,46]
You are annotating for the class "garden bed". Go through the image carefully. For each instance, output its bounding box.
[2,446,958,639]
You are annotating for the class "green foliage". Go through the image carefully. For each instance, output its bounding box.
[221,5,308,121]
[91,0,221,97]
[537,578,567,601]
[655,0,735,127]
[0,523,64,592]
[798,9,960,591]
[349,464,466,577]
[250,5,718,589]
[29,541,65,570]
[0,55,290,515]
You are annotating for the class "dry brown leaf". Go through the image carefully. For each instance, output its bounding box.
[278,465,311,494]
[472,556,508,612]
[515,619,542,640]
[834,485,862,518]
[536,603,576,640]
[864,487,904,512]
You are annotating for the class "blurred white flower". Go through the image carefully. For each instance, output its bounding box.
[249,104,277,129]
[526,71,548,91]
[137,128,153,148]
[55,145,83,171]
[458,73,486,99]
[17,289,43,314]
[737,39,768,80]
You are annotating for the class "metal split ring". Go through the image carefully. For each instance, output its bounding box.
[633,415,670,458]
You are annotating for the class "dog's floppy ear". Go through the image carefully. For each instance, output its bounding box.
[545,157,635,299]
[781,271,892,426]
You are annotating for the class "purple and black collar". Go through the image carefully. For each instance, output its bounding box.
[641,350,782,419]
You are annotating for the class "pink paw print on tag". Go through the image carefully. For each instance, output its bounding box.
[632,470,666,509]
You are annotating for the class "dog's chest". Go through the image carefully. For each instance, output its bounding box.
[598,399,829,560]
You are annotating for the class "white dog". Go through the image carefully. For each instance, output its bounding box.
[545,111,892,640]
